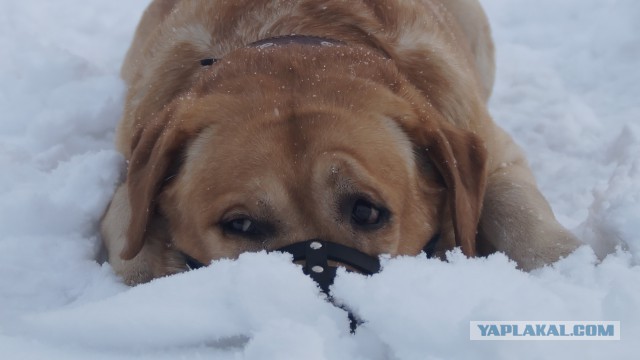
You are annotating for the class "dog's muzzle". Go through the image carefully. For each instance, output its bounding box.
[185,239,382,298]
[275,240,382,293]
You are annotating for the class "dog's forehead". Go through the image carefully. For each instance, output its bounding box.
[181,109,416,191]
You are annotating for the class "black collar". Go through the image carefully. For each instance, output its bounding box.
[200,35,346,67]
[249,34,345,49]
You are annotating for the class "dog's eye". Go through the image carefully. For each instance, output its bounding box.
[221,214,276,241]
[223,218,259,236]
[351,199,387,229]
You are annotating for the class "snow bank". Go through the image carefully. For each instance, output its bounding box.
[1,0,638,359]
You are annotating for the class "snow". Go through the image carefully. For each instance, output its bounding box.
[0,0,638,358]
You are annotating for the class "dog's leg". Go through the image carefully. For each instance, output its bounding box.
[477,130,581,270]
[434,0,496,101]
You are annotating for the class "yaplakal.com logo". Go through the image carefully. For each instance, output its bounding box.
[470,321,620,341]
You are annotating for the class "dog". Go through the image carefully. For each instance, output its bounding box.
[101,0,580,285]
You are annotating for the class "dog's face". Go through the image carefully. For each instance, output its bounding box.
[120,45,487,266]
[160,91,446,262]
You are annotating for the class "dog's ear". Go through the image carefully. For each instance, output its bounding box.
[427,123,487,256]
[120,105,202,260]
[400,114,488,256]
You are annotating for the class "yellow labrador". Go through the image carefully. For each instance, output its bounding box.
[101,0,579,285]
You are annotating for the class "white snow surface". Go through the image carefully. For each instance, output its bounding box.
[1,0,639,359]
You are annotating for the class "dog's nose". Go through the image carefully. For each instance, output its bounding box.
[275,239,381,294]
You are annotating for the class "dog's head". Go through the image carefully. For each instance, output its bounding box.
[120,44,487,267]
